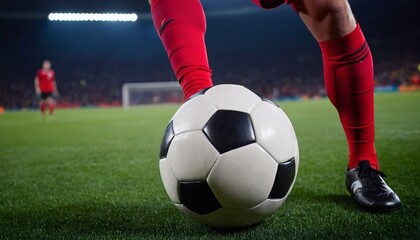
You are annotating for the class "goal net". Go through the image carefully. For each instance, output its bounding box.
[122,82,183,108]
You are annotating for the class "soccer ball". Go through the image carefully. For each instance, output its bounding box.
[159,84,299,228]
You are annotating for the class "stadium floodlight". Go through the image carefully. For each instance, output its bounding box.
[48,13,138,22]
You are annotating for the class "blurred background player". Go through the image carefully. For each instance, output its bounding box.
[34,60,59,120]
[150,0,401,211]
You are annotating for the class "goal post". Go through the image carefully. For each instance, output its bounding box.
[122,82,183,108]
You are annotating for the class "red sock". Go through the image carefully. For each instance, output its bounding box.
[49,104,54,116]
[151,0,213,100]
[40,102,46,116]
[319,24,379,170]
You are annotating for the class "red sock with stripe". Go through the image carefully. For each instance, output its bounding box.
[151,0,213,100]
[319,24,379,170]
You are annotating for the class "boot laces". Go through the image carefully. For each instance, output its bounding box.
[359,166,388,192]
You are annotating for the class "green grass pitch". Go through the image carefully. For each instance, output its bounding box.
[0,93,419,239]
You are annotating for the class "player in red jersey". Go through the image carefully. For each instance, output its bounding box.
[150,0,401,211]
[34,60,58,120]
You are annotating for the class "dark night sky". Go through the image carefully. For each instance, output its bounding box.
[0,0,418,81]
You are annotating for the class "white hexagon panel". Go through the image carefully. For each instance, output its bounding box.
[172,95,217,135]
[159,158,180,204]
[251,101,297,163]
[207,143,278,209]
[167,131,220,181]
[204,84,262,113]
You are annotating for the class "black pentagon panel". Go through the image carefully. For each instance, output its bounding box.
[268,158,296,199]
[179,180,222,215]
[203,110,256,154]
[187,87,211,101]
[159,121,175,159]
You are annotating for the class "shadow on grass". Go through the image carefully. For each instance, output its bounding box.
[309,193,405,214]
[206,222,261,235]
[1,194,373,238]
[308,193,357,211]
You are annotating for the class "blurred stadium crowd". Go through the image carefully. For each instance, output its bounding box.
[0,0,418,110]
[1,49,418,110]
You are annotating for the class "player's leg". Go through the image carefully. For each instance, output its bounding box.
[295,0,374,170]
[39,95,47,120]
[150,0,213,100]
[292,0,401,211]
[47,96,55,116]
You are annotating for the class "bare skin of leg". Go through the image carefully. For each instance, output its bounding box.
[293,0,356,41]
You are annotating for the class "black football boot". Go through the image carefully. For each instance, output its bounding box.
[346,160,401,212]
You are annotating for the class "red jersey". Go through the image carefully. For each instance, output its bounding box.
[37,69,55,93]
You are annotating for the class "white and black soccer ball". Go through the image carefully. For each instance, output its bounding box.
[159,84,299,228]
